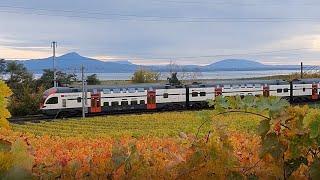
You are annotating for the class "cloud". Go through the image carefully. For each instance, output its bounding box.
[0,46,50,60]
[1,0,320,65]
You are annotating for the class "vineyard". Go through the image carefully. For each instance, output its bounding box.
[1,96,320,179]
[11,110,260,138]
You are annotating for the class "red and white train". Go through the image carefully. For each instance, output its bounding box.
[40,79,320,117]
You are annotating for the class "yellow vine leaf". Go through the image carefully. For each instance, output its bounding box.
[0,80,12,129]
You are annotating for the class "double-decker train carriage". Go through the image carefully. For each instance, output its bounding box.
[40,78,320,117]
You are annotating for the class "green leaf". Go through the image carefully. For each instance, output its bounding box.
[258,119,270,137]
[227,171,244,180]
[240,95,256,111]
[214,96,229,112]
[268,97,289,118]
[256,97,271,112]
[247,174,259,180]
[310,158,320,180]
[227,96,241,109]
[309,120,320,139]
[260,133,285,160]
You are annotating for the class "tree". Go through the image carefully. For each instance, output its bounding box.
[0,59,6,77]
[5,61,33,90]
[86,74,101,85]
[131,69,160,83]
[167,72,181,85]
[9,85,44,116]
[2,62,44,116]
[37,69,77,89]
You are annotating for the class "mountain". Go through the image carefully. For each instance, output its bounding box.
[20,52,301,73]
[204,59,267,70]
[22,52,137,73]
[203,59,301,71]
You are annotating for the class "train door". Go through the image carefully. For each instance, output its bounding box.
[312,84,318,100]
[147,90,156,110]
[215,87,222,97]
[263,85,270,97]
[90,93,101,113]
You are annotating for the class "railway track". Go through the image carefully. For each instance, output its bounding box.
[8,108,205,124]
[9,115,54,124]
[9,101,320,124]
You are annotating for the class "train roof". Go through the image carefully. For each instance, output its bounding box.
[292,78,320,84]
[47,78,320,93]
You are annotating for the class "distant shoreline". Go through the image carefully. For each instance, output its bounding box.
[70,72,320,87]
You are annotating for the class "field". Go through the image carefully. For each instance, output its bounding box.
[2,100,320,179]
[11,110,260,138]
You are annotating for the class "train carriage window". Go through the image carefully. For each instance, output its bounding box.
[192,92,198,97]
[103,102,109,106]
[77,97,82,103]
[113,89,120,93]
[122,89,127,93]
[224,85,231,89]
[111,102,119,106]
[200,92,206,96]
[163,93,169,98]
[140,100,145,104]
[121,101,129,106]
[46,97,58,104]
[131,100,138,105]
[103,89,111,94]
[128,88,136,93]
[284,88,289,93]
[277,89,283,93]
[137,88,145,92]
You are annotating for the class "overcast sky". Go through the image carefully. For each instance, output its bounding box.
[0,0,320,65]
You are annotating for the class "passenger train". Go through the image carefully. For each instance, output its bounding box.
[40,78,320,117]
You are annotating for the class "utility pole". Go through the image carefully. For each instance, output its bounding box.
[300,62,303,79]
[51,41,57,87]
[81,64,86,118]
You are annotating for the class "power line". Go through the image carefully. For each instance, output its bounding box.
[0,5,320,23]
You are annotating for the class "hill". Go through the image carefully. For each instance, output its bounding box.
[204,59,268,70]
[22,52,137,73]
[20,52,300,73]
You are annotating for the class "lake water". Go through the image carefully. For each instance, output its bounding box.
[41,69,297,80]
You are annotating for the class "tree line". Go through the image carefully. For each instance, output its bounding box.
[0,59,101,116]
[0,58,198,116]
